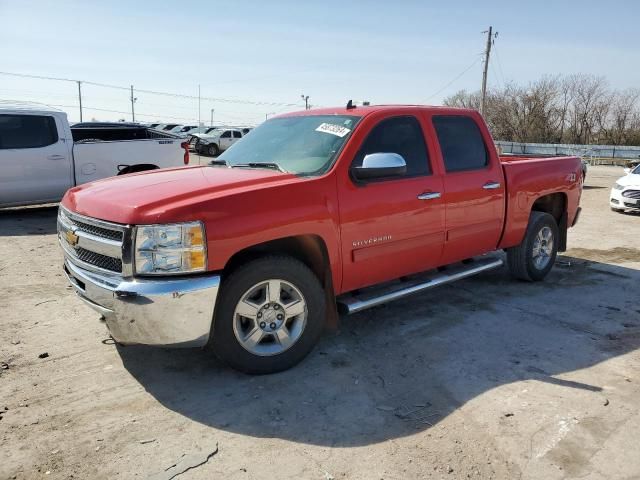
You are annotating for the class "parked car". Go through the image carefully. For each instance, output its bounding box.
[610,163,640,213]
[58,104,582,374]
[0,102,190,208]
[187,127,223,150]
[160,123,181,131]
[196,128,244,156]
[170,125,199,136]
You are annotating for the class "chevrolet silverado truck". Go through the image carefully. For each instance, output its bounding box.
[0,102,190,208]
[58,104,582,374]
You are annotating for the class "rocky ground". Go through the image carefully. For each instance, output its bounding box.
[1,165,639,479]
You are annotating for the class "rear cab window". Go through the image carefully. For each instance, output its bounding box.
[432,115,488,172]
[0,114,59,149]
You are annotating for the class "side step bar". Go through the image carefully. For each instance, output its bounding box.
[337,257,504,314]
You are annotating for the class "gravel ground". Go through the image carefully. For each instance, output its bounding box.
[1,165,639,480]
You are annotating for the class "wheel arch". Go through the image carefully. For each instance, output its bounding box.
[117,164,160,175]
[222,234,339,328]
[530,192,568,251]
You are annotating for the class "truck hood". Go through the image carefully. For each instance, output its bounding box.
[62,165,298,224]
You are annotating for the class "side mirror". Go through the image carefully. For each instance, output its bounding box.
[352,153,407,181]
[623,167,631,174]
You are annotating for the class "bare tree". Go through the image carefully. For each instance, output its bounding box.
[442,73,640,146]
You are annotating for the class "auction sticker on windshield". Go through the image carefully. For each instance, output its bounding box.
[315,123,351,138]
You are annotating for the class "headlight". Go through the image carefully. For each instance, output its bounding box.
[134,222,206,275]
[613,182,625,190]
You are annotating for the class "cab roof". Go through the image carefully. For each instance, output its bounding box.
[278,104,478,119]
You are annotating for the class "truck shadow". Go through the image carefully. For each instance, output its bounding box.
[0,205,58,236]
[118,256,640,447]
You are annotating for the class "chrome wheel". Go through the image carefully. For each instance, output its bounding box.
[232,279,307,356]
[532,226,554,270]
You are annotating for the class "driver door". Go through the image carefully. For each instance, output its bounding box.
[338,115,445,292]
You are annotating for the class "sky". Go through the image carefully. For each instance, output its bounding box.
[1,0,639,125]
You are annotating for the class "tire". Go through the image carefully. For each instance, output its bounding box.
[207,143,220,157]
[209,256,326,374]
[506,211,559,282]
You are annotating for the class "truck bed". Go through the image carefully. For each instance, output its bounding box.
[499,154,583,249]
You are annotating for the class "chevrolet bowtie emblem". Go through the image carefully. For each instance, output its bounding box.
[65,229,79,247]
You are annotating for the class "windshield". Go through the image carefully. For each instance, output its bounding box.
[218,115,359,175]
[632,164,640,174]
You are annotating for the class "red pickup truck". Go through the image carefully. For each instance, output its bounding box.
[58,104,582,373]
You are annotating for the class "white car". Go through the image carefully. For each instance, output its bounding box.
[610,164,640,213]
[196,128,244,156]
[0,101,191,208]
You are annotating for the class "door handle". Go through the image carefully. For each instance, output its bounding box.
[483,181,501,190]
[47,154,66,161]
[417,192,441,200]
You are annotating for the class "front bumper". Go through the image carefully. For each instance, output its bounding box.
[64,259,220,347]
[610,188,640,210]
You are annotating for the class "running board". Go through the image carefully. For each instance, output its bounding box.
[337,257,504,314]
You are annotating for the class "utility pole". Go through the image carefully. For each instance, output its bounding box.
[301,94,309,110]
[480,26,496,116]
[76,81,83,122]
[210,108,214,126]
[198,85,201,126]
[130,85,137,122]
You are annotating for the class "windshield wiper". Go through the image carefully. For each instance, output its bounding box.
[208,159,228,166]
[231,162,288,173]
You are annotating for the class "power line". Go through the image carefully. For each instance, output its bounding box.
[0,70,304,108]
[44,103,257,124]
[421,57,482,103]
[492,42,507,86]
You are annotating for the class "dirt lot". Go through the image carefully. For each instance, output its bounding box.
[1,165,639,480]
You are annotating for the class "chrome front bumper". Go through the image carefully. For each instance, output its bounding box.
[64,259,220,347]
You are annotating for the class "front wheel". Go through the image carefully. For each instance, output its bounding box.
[207,143,220,156]
[506,211,559,281]
[209,256,326,374]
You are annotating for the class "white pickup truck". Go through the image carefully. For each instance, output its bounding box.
[0,102,190,208]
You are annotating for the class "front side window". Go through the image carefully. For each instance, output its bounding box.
[218,115,359,176]
[353,116,430,177]
[433,115,488,172]
[0,114,58,149]
[221,131,232,138]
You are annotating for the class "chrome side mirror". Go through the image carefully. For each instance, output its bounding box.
[352,153,407,181]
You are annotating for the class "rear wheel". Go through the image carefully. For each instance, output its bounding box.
[207,144,220,156]
[209,256,325,374]
[506,211,559,281]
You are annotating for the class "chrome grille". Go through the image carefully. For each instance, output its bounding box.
[75,247,123,273]
[63,216,123,241]
[622,190,640,199]
[58,207,128,275]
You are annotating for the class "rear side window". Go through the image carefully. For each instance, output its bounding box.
[355,116,430,176]
[433,116,488,172]
[0,114,58,149]
[232,131,242,138]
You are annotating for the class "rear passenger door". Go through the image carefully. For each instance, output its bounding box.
[431,114,505,264]
[231,130,242,146]
[0,113,72,207]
